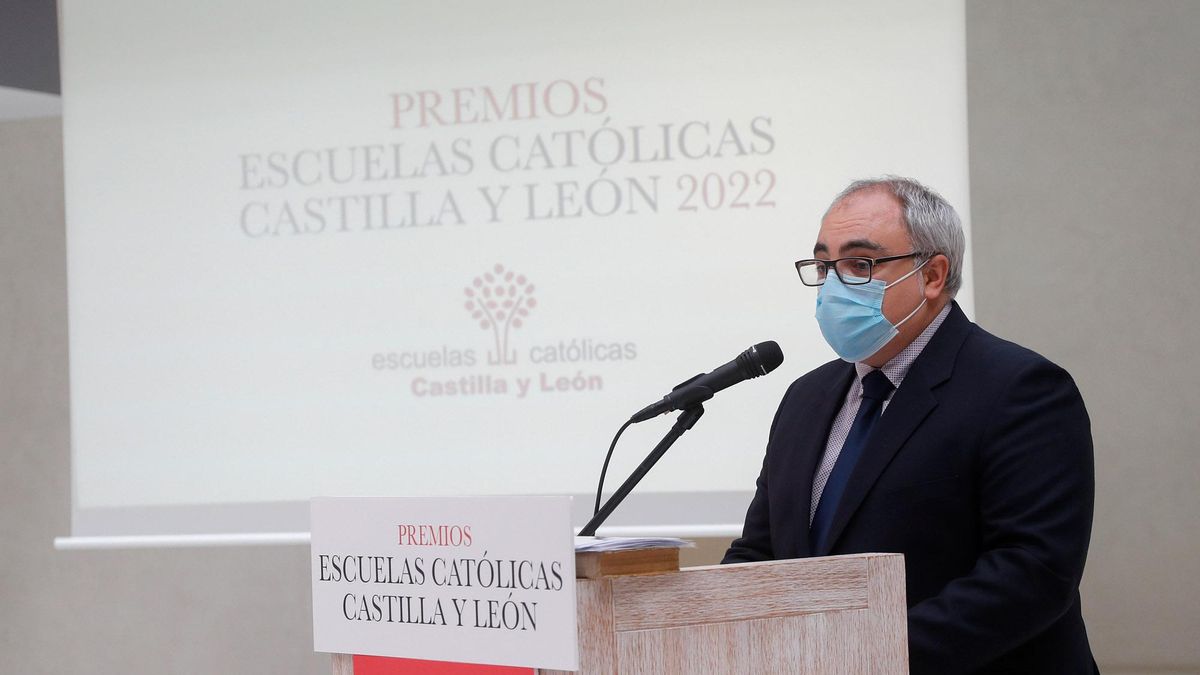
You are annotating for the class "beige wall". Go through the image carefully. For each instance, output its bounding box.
[0,117,328,674]
[2,1,1199,672]
[966,1,1200,672]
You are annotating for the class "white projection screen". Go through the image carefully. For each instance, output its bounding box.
[60,0,974,543]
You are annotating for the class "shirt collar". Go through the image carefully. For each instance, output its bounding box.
[855,302,953,389]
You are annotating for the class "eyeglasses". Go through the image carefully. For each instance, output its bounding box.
[794,252,927,286]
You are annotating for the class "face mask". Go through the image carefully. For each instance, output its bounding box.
[814,259,929,363]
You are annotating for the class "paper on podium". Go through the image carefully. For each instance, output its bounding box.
[573,536,694,552]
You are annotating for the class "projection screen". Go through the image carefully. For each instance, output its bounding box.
[60,0,973,543]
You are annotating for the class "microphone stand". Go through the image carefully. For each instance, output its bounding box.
[578,404,705,537]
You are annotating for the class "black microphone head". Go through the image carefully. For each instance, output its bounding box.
[738,341,784,378]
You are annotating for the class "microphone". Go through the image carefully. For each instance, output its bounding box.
[629,341,784,423]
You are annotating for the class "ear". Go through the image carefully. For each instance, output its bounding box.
[922,254,950,299]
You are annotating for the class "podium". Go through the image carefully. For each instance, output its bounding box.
[330,549,908,674]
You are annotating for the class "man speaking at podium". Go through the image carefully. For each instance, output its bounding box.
[723,177,1097,674]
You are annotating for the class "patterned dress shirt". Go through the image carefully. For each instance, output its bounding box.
[809,302,953,522]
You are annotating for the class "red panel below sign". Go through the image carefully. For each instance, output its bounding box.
[352,655,535,675]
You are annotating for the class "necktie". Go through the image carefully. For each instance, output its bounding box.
[809,369,895,553]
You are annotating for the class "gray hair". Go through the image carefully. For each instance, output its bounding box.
[827,176,965,297]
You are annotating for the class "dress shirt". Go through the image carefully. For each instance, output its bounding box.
[809,302,952,522]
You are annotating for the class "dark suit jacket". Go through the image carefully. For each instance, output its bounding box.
[723,303,1097,674]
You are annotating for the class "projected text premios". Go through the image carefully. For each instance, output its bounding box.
[237,116,775,237]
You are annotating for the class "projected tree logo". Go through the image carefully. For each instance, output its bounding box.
[464,264,536,365]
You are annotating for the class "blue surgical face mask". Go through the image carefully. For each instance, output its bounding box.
[814,259,929,363]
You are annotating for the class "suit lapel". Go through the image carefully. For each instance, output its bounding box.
[776,363,853,559]
[814,303,973,557]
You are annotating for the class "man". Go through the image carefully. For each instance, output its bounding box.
[723,177,1097,674]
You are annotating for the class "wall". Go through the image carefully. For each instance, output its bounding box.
[966,1,1200,672]
[0,0,59,93]
[0,117,328,674]
[2,1,1199,672]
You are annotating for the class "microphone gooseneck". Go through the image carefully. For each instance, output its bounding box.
[581,340,785,537]
[628,341,784,423]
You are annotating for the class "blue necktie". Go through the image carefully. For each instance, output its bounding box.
[810,369,895,553]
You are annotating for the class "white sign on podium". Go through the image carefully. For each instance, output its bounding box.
[310,496,577,671]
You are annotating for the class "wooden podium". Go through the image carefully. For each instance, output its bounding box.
[331,549,908,674]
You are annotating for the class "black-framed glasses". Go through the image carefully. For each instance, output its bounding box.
[794,252,926,286]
